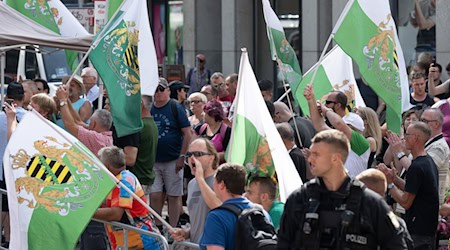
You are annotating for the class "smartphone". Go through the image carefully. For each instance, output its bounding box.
[5,99,13,106]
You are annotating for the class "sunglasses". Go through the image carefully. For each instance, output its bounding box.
[197,59,205,63]
[157,86,166,92]
[325,100,337,105]
[212,82,225,88]
[184,151,212,165]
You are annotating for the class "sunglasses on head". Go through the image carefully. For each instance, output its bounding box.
[157,86,166,92]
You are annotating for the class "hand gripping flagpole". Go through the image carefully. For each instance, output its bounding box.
[32,110,174,231]
[63,0,130,88]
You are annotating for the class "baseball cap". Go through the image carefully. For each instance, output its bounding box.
[343,112,365,132]
[158,77,169,88]
[169,80,190,91]
[6,81,24,99]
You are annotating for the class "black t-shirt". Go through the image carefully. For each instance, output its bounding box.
[404,155,439,236]
[289,116,316,148]
[409,94,435,109]
[289,147,308,182]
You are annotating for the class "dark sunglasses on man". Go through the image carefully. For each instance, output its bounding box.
[183,151,212,165]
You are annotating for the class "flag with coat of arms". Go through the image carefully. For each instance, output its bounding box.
[3,111,115,250]
[90,0,159,137]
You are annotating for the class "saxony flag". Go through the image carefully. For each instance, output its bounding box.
[90,0,158,137]
[5,0,89,71]
[226,49,302,202]
[298,45,366,116]
[3,111,115,250]
[262,0,302,102]
[333,0,410,133]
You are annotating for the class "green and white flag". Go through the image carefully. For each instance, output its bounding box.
[90,0,159,137]
[262,0,302,100]
[298,45,366,116]
[5,0,89,71]
[3,111,115,250]
[227,49,302,202]
[333,0,411,133]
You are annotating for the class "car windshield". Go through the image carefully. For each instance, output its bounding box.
[41,47,73,83]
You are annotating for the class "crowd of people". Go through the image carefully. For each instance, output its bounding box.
[1,51,450,249]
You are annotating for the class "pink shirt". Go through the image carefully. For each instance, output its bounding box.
[78,126,113,155]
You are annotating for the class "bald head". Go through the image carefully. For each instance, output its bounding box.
[273,101,293,123]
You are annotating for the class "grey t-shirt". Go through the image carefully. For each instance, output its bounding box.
[187,175,214,243]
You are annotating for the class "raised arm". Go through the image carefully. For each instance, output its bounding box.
[303,84,330,132]
[56,86,80,137]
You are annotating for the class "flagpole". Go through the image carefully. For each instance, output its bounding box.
[63,0,130,87]
[227,48,247,162]
[32,110,174,231]
[267,25,303,147]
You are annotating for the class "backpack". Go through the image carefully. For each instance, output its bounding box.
[218,203,277,250]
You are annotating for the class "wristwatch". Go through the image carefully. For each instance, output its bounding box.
[60,100,67,107]
[396,152,406,160]
[387,183,395,190]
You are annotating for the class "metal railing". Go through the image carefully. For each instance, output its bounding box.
[0,188,174,250]
[92,218,169,250]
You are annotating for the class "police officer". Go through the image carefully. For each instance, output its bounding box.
[277,130,408,249]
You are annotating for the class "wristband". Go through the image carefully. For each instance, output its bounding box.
[396,152,406,160]
[387,183,395,190]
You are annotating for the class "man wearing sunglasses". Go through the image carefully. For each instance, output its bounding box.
[211,72,234,117]
[170,138,221,244]
[151,77,193,230]
[187,54,212,95]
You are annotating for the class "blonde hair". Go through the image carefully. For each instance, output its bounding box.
[356,169,387,197]
[30,93,57,117]
[357,107,382,153]
[188,92,207,103]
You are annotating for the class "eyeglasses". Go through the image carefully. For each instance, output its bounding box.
[325,100,337,105]
[197,58,205,63]
[156,86,166,92]
[183,151,211,164]
[420,118,437,123]
[404,133,417,138]
[189,100,203,104]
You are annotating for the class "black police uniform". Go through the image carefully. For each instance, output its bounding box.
[277,177,408,249]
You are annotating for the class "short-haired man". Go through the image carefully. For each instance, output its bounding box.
[56,85,113,155]
[304,84,370,177]
[225,73,238,98]
[276,122,309,182]
[273,101,316,148]
[278,130,408,249]
[151,78,193,228]
[200,84,217,102]
[187,54,212,95]
[211,72,234,116]
[94,146,161,250]
[324,90,348,117]
[199,163,271,250]
[81,67,99,105]
[378,122,439,248]
[170,138,221,243]
[410,72,435,109]
[258,80,273,101]
[245,176,284,230]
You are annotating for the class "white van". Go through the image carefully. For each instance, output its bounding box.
[6,45,75,96]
